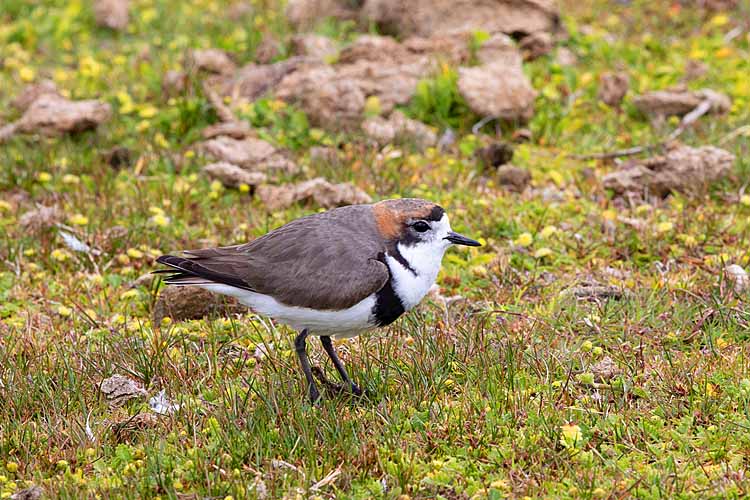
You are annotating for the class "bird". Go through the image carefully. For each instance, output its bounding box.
[155,198,480,402]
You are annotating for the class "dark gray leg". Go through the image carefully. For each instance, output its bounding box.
[294,329,320,403]
[320,336,362,396]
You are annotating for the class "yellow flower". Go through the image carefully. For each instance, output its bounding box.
[150,213,170,227]
[136,120,151,132]
[534,247,553,258]
[38,172,52,183]
[560,423,582,448]
[139,106,158,118]
[709,13,729,27]
[0,201,11,212]
[51,249,69,261]
[266,99,286,112]
[154,133,169,149]
[57,305,73,317]
[635,204,651,215]
[62,174,80,185]
[740,194,750,207]
[539,225,557,238]
[490,479,510,490]
[19,66,35,82]
[364,95,382,116]
[23,248,35,257]
[514,232,533,247]
[238,183,250,193]
[5,463,18,474]
[126,248,144,259]
[69,214,89,226]
[602,209,617,221]
[121,289,139,300]
[656,221,673,233]
[110,314,126,326]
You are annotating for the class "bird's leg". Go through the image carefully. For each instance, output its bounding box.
[294,329,320,403]
[320,336,362,396]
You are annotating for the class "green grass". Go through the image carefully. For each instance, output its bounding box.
[2,0,750,498]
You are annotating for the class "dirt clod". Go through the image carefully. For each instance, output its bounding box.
[359,0,561,38]
[602,144,735,197]
[187,49,237,74]
[93,0,130,30]
[203,161,267,189]
[458,62,536,121]
[10,486,44,500]
[19,205,62,233]
[361,111,436,150]
[162,70,188,96]
[257,178,371,211]
[496,165,531,192]
[201,121,254,140]
[633,88,731,117]
[519,31,554,61]
[290,33,339,60]
[4,94,111,140]
[153,286,244,325]
[200,136,299,174]
[12,80,61,112]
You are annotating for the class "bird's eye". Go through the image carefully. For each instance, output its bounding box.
[412,221,430,232]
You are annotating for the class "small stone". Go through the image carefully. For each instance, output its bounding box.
[476,142,514,168]
[100,374,147,407]
[555,47,578,66]
[598,71,629,107]
[162,70,188,96]
[103,146,133,169]
[726,264,749,293]
[560,281,629,301]
[519,31,553,61]
[590,356,620,381]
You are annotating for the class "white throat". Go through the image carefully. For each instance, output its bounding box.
[384,214,452,311]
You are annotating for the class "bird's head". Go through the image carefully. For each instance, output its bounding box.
[373,199,481,252]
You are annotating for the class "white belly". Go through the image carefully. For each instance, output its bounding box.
[196,284,377,338]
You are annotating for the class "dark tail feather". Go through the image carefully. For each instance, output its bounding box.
[154,255,254,291]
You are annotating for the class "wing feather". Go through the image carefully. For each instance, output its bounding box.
[156,204,390,310]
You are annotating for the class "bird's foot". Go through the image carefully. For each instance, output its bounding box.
[312,367,365,398]
[308,384,321,404]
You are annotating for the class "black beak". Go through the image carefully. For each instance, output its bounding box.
[445,231,481,247]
